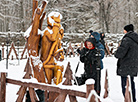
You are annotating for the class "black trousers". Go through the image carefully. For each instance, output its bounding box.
[75,70,101,96]
[26,89,44,102]
[121,76,136,102]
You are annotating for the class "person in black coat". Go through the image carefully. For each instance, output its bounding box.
[100,32,108,54]
[77,37,101,95]
[89,30,93,37]
[115,24,138,102]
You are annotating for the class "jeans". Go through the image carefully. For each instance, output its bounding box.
[121,76,136,102]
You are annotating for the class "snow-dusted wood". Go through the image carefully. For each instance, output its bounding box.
[29,87,39,102]
[16,86,27,102]
[0,73,6,102]
[63,62,73,85]
[103,69,109,98]
[8,42,18,60]
[86,79,96,102]
[66,42,75,57]
[20,43,27,60]
[23,58,32,79]
[2,43,4,60]
[125,77,133,102]
[27,0,47,83]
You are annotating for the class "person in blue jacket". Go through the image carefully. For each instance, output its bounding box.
[90,32,105,69]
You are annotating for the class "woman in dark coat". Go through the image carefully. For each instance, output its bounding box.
[115,24,138,102]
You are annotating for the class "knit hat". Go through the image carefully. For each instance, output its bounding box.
[124,24,134,32]
[89,30,93,34]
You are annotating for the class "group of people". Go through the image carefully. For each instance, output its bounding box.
[76,24,138,101]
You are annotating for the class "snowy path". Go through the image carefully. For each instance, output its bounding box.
[0,56,137,102]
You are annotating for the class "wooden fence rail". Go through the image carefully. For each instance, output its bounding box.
[0,73,88,102]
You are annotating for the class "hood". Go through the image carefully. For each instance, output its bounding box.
[124,31,138,44]
[91,32,100,42]
[84,38,96,50]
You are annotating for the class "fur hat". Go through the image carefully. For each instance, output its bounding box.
[124,24,134,32]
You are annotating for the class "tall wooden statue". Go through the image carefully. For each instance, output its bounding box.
[25,0,64,85]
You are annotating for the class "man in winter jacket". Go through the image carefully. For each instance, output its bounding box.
[115,24,138,102]
[78,37,104,95]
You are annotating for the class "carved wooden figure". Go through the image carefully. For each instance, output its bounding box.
[25,0,64,85]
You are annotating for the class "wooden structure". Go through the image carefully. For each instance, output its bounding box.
[20,43,27,60]
[2,43,4,60]
[23,58,32,79]
[0,73,87,102]
[66,42,75,57]
[125,76,133,102]
[8,42,18,60]
[105,42,111,56]
[63,62,73,85]
[103,69,109,98]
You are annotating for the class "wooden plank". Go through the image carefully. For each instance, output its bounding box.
[6,78,86,98]
[32,0,38,20]
[86,83,96,102]
[16,86,23,95]
[0,73,6,102]
[29,87,39,102]
[44,90,48,102]
[48,92,59,102]
[103,69,109,98]
[16,86,27,102]
[69,95,77,102]
[54,90,67,102]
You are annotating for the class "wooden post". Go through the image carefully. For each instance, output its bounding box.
[54,90,67,102]
[44,91,48,102]
[86,79,96,102]
[105,42,111,56]
[103,69,109,98]
[16,86,27,102]
[2,43,4,60]
[125,76,133,102]
[62,62,77,102]
[0,73,6,102]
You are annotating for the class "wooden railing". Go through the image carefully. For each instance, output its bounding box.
[0,72,96,102]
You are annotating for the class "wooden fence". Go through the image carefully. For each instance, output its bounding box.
[0,73,98,102]
[1,41,115,60]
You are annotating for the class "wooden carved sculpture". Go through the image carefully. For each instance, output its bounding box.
[26,0,64,85]
[41,11,64,85]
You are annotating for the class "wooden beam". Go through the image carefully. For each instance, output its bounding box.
[0,73,6,102]
[16,86,27,102]
[6,78,86,98]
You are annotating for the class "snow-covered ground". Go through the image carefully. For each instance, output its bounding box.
[0,56,138,102]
